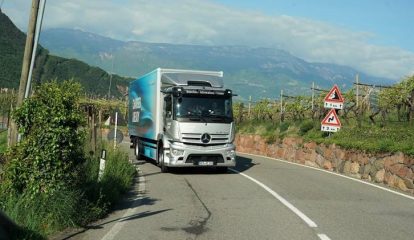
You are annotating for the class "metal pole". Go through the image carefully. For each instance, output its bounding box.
[113,111,118,149]
[25,0,47,98]
[280,90,283,122]
[108,55,114,99]
[311,82,315,111]
[248,95,251,119]
[280,90,283,113]
[356,73,359,108]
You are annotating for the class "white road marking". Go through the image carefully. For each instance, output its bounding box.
[318,234,332,240]
[238,152,414,201]
[101,168,145,240]
[229,168,318,228]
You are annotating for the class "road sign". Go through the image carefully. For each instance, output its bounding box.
[321,109,341,132]
[107,129,123,144]
[324,85,344,109]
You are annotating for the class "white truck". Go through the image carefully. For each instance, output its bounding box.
[128,68,236,172]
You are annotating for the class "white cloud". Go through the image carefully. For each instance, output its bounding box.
[2,0,414,79]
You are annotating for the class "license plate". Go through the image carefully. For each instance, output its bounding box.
[198,161,213,166]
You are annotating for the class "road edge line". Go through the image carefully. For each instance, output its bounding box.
[101,167,146,240]
[237,151,414,201]
[229,168,318,228]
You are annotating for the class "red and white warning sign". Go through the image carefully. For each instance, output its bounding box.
[324,85,344,109]
[321,109,342,132]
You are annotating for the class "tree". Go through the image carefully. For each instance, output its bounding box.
[2,81,86,195]
[399,76,414,123]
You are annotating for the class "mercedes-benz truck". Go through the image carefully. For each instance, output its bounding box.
[128,68,236,172]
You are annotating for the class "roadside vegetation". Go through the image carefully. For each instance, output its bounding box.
[235,75,414,156]
[0,130,6,153]
[0,81,135,239]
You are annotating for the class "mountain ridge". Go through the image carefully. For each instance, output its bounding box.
[40,28,394,101]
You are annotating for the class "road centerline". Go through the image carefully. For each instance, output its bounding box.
[317,233,332,240]
[229,168,318,228]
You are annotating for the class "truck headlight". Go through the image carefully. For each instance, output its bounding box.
[171,148,184,156]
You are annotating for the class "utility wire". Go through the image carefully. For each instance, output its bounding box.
[353,82,393,89]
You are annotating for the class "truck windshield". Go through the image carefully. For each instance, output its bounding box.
[174,95,233,123]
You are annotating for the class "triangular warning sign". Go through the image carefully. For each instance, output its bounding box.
[321,109,341,127]
[324,85,344,103]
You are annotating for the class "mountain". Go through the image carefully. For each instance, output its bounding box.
[0,10,132,98]
[40,28,394,101]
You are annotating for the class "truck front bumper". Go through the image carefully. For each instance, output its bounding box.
[165,142,236,167]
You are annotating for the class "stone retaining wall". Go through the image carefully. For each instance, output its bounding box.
[235,135,414,194]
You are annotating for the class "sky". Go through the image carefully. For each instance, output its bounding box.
[2,0,414,80]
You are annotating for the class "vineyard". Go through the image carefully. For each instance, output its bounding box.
[234,75,414,156]
[0,89,127,152]
[1,75,413,156]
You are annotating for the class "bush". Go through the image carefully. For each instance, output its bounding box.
[3,81,86,196]
[100,149,136,205]
[0,130,7,153]
[279,122,290,133]
[299,120,315,136]
[0,81,136,238]
[77,145,136,224]
[0,145,136,238]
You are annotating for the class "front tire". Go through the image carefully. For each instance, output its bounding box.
[158,146,168,173]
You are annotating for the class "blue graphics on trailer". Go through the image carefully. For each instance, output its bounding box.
[128,70,158,141]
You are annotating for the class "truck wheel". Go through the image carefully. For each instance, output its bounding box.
[134,139,140,159]
[158,147,168,173]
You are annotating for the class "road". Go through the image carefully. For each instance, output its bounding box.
[67,148,414,240]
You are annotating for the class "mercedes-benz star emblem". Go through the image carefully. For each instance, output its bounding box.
[201,133,211,144]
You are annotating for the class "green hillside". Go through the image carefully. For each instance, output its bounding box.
[0,9,132,97]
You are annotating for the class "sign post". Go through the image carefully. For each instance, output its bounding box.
[98,149,107,181]
[113,111,118,150]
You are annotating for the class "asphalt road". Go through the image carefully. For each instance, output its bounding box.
[67,148,414,240]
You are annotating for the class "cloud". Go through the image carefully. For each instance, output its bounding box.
[2,0,414,79]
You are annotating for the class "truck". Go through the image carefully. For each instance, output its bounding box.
[128,68,236,172]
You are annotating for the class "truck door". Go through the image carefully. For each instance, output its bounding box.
[163,95,173,135]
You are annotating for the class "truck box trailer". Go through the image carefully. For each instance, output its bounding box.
[128,68,236,172]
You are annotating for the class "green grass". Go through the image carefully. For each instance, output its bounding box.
[0,130,7,153]
[0,145,136,238]
[237,119,414,156]
[305,123,414,156]
[0,188,80,239]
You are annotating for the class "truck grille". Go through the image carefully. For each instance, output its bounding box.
[181,133,229,144]
[185,154,225,164]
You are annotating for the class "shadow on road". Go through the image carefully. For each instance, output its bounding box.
[233,155,257,172]
[59,208,171,240]
[139,155,257,175]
